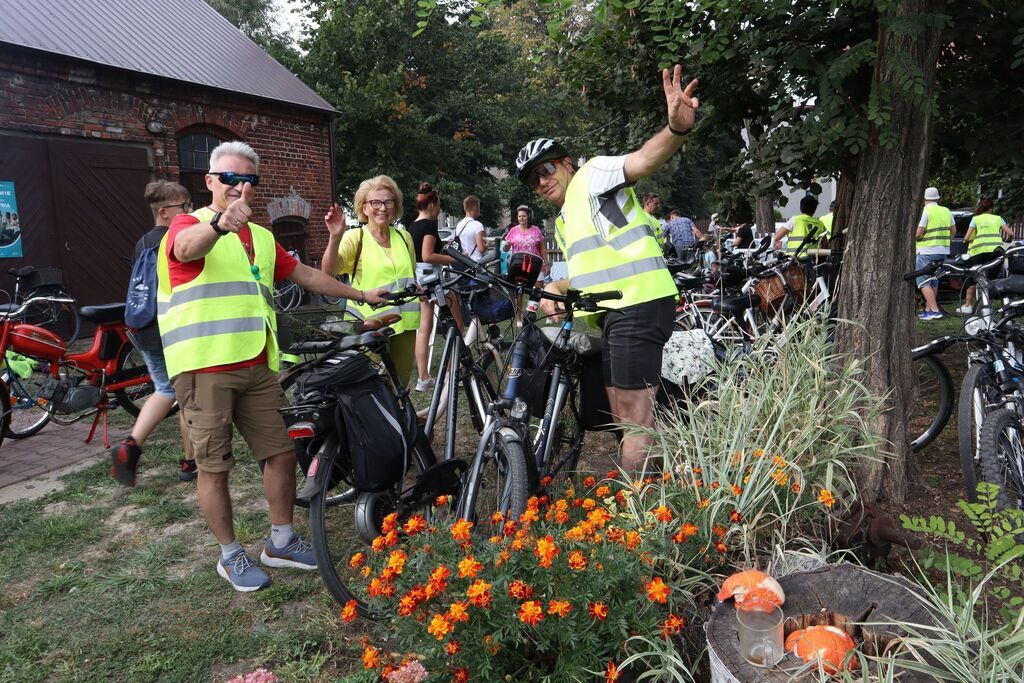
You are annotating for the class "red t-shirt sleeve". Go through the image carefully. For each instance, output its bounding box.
[165,213,205,287]
[274,242,299,281]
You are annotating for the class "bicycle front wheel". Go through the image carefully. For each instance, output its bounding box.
[909,353,953,453]
[461,428,529,527]
[542,376,584,495]
[310,433,434,617]
[957,363,998,500]
[3,360,53,439]
[977,408,1024,510]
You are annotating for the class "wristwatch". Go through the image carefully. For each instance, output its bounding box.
[210,212,229,236]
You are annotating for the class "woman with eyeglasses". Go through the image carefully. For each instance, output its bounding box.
[321,175,419,385]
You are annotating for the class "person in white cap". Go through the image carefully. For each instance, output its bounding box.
[915,186,954,320]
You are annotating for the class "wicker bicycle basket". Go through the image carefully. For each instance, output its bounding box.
[752,263,807,314]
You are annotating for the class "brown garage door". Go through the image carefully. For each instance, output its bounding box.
[0,133,152,306]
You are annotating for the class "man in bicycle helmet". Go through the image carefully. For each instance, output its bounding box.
[515,65,699,477]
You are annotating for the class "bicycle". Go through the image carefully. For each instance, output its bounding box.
[0,296,165,444]
[273,278,302,311]
[278,316,466,616]
[0,266,81,345]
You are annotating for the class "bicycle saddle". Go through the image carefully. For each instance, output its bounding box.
[714,294,761,316]
[357,313,402,332]
[79,303,125,324]
[8,266,35,278]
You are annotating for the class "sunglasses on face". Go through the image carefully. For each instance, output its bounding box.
[366,199,397,210]
[210,171,260,187]
[526,161,558,190]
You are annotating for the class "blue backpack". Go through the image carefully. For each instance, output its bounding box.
[125,244,159,328]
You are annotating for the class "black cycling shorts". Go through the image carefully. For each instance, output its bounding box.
[599,296,676,390]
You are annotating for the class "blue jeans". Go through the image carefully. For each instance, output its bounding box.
[915,253,946,289]
[138,346,175,398]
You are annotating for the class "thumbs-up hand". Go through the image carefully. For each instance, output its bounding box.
[221,182,254,233]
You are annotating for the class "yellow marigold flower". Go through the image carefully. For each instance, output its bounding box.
[567,550,588,571]
[491,511,504,525]
[402,514,427,535]
[466,579,492,608]
[362,645,380,669]
[520,507,539,525]
[588,601,609,620]
[548,599,572,617]
[450,519,473,542]
[772,455,787,467]
[653,505,673,522]
[349,552,366,568]
[645,577,670,603]
[387,549,407,573]
[595,485,612,498]
[771,469,789,486]
[458,555,483,579]
[427,612,452,640]
[753,449,765,458]
[587,507,612,528]
[818,488,836,508]
[511,538,526,552]
[624,530,642,550]
[582,498,597,511]
[518,599,544,626]
[534,535,560,568]
[448,600,470,623]
[371,536,386,553]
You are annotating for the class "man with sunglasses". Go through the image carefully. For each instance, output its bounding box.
[141,141,389,593]
[515,65,699,478]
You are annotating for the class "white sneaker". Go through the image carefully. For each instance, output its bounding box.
[415,377,436,392]
[956,304,973,314]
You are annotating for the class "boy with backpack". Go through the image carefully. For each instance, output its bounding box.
[110,181,195,485]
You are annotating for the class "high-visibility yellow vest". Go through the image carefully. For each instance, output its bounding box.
[968,213,1006,257]
[554,166,676,310]
[785,214,825,254]
[820,212,834,239]
[918,203,953,249]
[343,227,420,334]
[156,207,279,378]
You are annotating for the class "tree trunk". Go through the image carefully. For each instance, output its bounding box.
[834,0,945,504]
[754,194,775,236]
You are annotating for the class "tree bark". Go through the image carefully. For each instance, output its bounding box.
[754,194,775,236]
[835,0,945,504]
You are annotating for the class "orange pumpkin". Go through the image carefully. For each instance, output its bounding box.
[784,625,857,673]
[717,570,785,606]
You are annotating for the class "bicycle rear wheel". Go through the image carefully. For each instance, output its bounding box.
[909,353,953,452]
[977,408,1024,510]
[542,375,584,495]
[957,363,998,500]
[309,432,435,617]
[3,363,54,439]
[114,343,178,418]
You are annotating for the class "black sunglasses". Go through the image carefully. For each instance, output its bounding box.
[211,171,260,187]
[525,161,558,190]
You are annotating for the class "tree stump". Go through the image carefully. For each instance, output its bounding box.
[706,563,944,682]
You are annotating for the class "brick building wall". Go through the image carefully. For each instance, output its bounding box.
[0,46,335,265]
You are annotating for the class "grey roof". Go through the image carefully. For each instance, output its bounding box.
[0,0,335,114]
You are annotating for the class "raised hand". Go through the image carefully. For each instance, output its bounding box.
[663,65,699,134]
[324,203,347,239]
[221,182,254,233]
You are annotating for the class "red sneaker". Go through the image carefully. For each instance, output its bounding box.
[110,438,142,486]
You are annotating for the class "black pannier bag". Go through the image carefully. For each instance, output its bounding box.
[508,252,544,285]
[295,350,408,492]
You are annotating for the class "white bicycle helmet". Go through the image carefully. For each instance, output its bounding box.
[515,138,569,183]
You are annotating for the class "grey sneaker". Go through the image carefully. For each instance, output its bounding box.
[217,550,271,592]
[415,377,436,392]
[261,534,317,570]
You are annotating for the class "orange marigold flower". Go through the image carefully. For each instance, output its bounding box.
[520,507,539,525]
[387,549,408,572]
[490,511,504,525]
[361,566,372,578]
[712,524,727,537]
[715,541,727,553]
[508,579,534,600]
[588,601,609,621]
[791,481,802,494]
[731,484,743,496]
[458,555,483,579]
[371,536,386,553]
[818,488,836,508]
[341,599,358,623]
[583,475,597,488]
[730,510,743,523]
[693,466,703,474]
[466,579,493,608]
[362,645,381,669]
[427,612,452,640]
[595,485,612,498]
[696,498,710,509]
[518,599,545,626]
[653,505,673,522]
[567,550,588,570]
[624,530,642,551]
[349,552,366,568]
[555,508,570,525]
[397,593,418,617]
[645,577,670,603]
[661,613,686,639]
[605,661,621,682]
[588,507,612,528]
[535,535,560,567]
[753,449,765,458]
[430,565,451,584]
[447,600,470,623]
[771,455,787,467]
[511,538,526,552]
[711,481,721,490]
[381,512,400,534]
[384,530,399,547]
[435,494,450,507]
[771,469,789,487]
[582,498,596,511]
[445,640,460,656]
[488,535,501,544]
[502,520,517,537]
[540,475,553,487]
[605,469,619,480]
[548,599,572,617]
[403,514,427,535]
[663,471,672,481]
[452,668,469,683]
[450,519,473,542]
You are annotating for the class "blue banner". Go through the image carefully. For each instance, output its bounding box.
[0,181,23,258]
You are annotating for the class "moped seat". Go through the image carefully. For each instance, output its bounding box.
[79,303,126,324]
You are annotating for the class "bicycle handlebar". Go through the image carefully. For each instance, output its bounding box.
[0,294,76,319]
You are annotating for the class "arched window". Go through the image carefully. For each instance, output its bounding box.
[176,130,224,209]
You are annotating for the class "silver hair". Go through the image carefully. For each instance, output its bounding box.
[209,140,259,172]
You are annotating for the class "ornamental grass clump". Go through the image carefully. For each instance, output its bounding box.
[350,484,707,682]
[636,316,883,560]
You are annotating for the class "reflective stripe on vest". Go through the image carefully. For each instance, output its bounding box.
[555,162,676,310]
[156,207,279,377]
[919,204,953,249]
[785,215,825,254]
[345,227,420,333]
[968,214,1006,256]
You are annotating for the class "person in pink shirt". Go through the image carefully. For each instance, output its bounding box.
[503,206,549,324]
